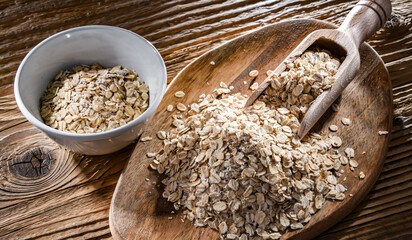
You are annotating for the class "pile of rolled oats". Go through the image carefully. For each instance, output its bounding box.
[40,64,149,133]
[149,50,356,239]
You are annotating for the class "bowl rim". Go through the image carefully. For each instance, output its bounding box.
[14,25,167,141]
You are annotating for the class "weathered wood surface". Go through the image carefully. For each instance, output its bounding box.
[0,0,411,239]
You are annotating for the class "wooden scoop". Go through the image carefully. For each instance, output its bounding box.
[245,0,392,139]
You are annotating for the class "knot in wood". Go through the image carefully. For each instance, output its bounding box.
[10,147,55,179]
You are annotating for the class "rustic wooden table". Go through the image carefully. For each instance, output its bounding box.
[1,0,411,239]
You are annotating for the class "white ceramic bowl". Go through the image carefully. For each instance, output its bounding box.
[14,25,167,155]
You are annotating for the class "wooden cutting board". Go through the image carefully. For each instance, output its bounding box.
[109,19,392,240]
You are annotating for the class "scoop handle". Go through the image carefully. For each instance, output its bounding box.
[338,0,391,48]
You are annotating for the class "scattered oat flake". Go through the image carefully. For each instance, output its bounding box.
[378,131,389,135]
[331,136,342,147]
[176,103,187,111]
[341,117,351,125]
[167,105,174,112]
[168,217,173,220]
[146,152,157,158]
[349,159,359,168]
[174,91,185,98]
[359,171,365,179]
[249,70,259,77]
[220,82,228,88]
[345,148,355,158]
[149,163,157,170]
[210,61,215,65]
[335,193,345,200]
[250,82,259,90]
[329,124,338,132]
[157,131,167,140]
[141,136,152,142]
[243,81,247,85]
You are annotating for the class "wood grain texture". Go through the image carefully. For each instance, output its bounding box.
[109,19,392,240]
[0,0,411,239]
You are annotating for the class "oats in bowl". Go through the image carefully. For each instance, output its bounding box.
[14,25,166,155]
[40,64,149,134]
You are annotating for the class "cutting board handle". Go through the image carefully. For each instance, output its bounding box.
[338,0,391,48]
